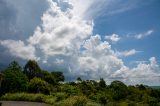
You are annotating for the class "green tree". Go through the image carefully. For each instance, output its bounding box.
[0,73,3,89]
[99,78,106,88]
[110,80,128,100]
[24,60,42,80]
[1,61,28,94]
[51,72,64,82]
[8,61,21,71]
[0,73,3,96]
[77,77,82,82]
[28,77,51,94]
[41,70,57,85]
[136,84,146,90]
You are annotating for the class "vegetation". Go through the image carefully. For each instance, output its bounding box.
[0,60,160,106]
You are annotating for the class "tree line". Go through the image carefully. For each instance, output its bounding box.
[0,60,160,105]
[0,60,64,95]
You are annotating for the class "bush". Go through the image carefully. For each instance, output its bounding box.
[86,100,101,106]
[55,92,68,101]
[0,93,56,105]
[73,96,87,106]
[28,77,52,94]
[55,95,87,106]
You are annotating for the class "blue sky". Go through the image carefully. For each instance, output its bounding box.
[94,0,160,67]
[0,0,160,85]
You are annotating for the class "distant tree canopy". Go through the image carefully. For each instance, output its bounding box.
[41,70,57,85]
[110,80,128,100]
[99,78,106,88]
[51,72,64,82]
[24,60,42,80]
[77,77,82,82]
[0,72,4,87]
[0,60,64,96]
[0,61,28,94]
[23,60,64,83]
[1,60,160,106]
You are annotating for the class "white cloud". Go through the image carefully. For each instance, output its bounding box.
[105,34,120,43]
[28,0,93,59]
[69,0,139,19]
[112,57,160,85]
[0,0,159,85]
[135,30,154,39]
[116,49,141,57]
[129,57,160,85]
[71,35,125,79]
[0,40,38,60]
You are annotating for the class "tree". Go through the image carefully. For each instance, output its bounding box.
[110,80,128,100]
[136,84,146,90]
[41,70,57,85]
[24,60,42,80]
[99,78,106,88]
[0,73,3,88]
[8,61,21,71]
[28,77,51,94]
[77,77,82,82]
[51,72,64,82]
[1,61,28,94]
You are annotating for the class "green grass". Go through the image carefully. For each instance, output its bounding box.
[0,93,93,106]
[0,93,56,105]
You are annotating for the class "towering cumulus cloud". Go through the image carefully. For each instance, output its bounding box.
[0,0,159,85]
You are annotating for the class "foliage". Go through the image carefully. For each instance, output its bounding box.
[0,93,56,105]
[51,72,64,82]
[24,60,42,80]
[55,96,87,106]
[28,77,52,95]
[0,61,28,94]
[54,92,68,101]
[41,70,57,85]
[110,80,128,100]
[0,60,160,106]
[99,78,106,88]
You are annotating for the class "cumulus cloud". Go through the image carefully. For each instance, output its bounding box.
[25,0,126,81]
[112,57,160,85]
[28,0,93,59]
[105,34,121,43]
[129,57,160,85]
[0,0,159,85]
[116,49,141,57]
[135,30,154,39]
[0,40,38,60]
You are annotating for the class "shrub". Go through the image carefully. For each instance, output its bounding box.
[55,92,68,101]
[73,96,87,106]
[55,95,87,106]
[0,93,56,105]
[28,77,51,94]
[86,100,101,106]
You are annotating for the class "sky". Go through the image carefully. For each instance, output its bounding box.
[0,0,160,85]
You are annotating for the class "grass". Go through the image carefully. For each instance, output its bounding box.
[0,93,102,106]
[0,93,56,105]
